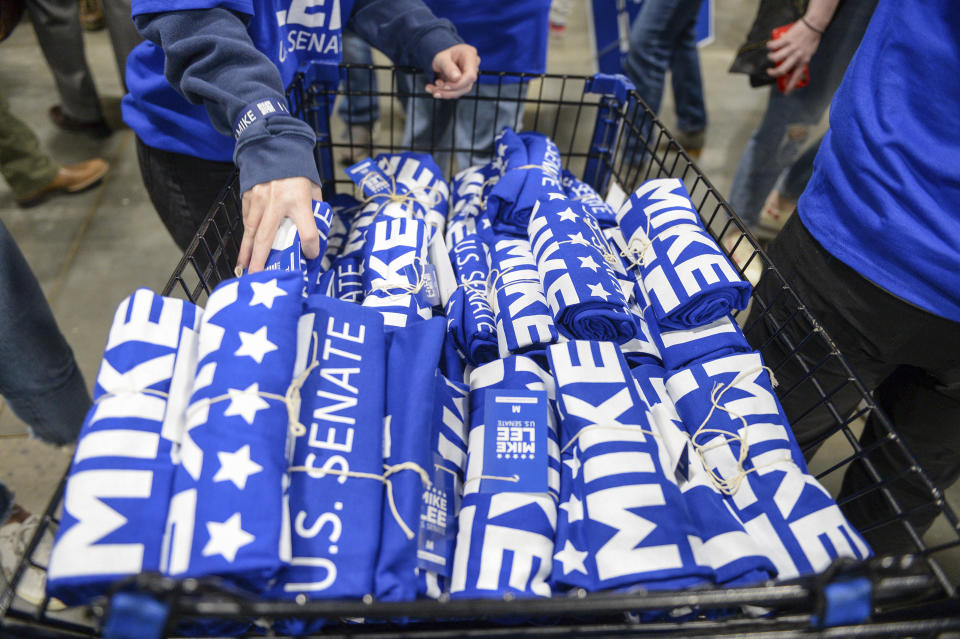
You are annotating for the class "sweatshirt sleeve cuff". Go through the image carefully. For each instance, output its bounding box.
[233,115,320,195]
[410,22,463,76]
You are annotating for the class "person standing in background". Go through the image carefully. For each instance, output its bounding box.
[746,0,960,555]
[622,0,707,158]
[400,0,550,175]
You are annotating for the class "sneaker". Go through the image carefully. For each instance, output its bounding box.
[79,0,105,31]
[0,513,65,610]
[337,125,373,166]
[674,129,705,159]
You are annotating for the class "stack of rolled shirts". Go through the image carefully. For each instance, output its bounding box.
[376,317,447,601]
[316,254,363,303]
[416,373,470,599]
[275,294,387,599]
[528,197,636,344]
[616,178,750,329]
[665,352,871,579]
[633,364,777,587]
[445,219,499,367]
[547,341,710,592]
[320,194,358,271]
[487,237,560,358]
[47,289,201,605]
[361,217,434,328]
[486,128,564,237]
[346,153,449,240]
[561,169,617,229]
[163,271,303,591]
[451,355,561,598]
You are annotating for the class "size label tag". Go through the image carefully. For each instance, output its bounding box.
[417,456,459,577]
[482,390,548,493]
[345,159,393,197]
[418,263,441,307]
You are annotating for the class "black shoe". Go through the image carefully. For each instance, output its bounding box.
[49,105,112,139]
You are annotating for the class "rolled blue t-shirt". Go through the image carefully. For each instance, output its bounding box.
[798,0,960,322]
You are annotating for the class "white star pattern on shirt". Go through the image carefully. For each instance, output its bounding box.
[578,256,600,272]
[587,282,611,301]
[559,493,584,523]
[213,444,264,489]
[554,540,588,575]
[567,232,591,247]
[224,383,270,425]
[249,278,287,309]
[235,326,277,363]
[202,513,255,563]
[564,447,581,479]
[557,207,579,222]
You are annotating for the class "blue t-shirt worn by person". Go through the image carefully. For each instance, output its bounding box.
[422,0,550,83]
[798,0,960,322]
[123,0,462,193]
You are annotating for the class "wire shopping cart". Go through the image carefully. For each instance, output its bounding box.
[2,66,958,638]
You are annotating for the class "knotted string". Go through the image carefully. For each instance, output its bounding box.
[368,255,431,301]
[689,366,787,495]
[560,423,660,455]
[358,172,447,222]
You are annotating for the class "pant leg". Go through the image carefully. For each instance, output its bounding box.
[337,31,380,126]
[402,73,455,175]
[0,90,59,199]
[100,0,142,92]
[0,483,11,526]
[728,89,813,228]
[452,81,527,173]
[135,137,237,252]
[841,366,960,554]
[746,213,960,555]
[669,18,706,134]
[0,219,90,446]
[778,135,823,202]
[24,0,103,122]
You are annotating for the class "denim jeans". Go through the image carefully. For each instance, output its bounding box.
[401,76,527,176]
[336,31,379,127]
[729,0,877,227]
[0,218,91,522]
[623,0,707,135]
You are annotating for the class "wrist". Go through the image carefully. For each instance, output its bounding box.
[800,15,826,34]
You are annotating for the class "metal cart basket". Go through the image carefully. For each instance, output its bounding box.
[2,66,958,638]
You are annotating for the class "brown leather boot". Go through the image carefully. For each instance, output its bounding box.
[15,159,110,206]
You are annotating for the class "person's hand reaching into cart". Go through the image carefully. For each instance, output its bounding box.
[237,176,323,274]
[426,43,480,99]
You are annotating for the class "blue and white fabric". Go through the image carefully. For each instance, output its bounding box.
[47,290,201,605]
[616,178,750,329]
[417,374,469,599]
[546,341,709,592]
[246,201,333,297]
[645,308,751,372]
[361,218,434,328]
[163,271,303,590]
[486,128,564,237]
[633,364,776,587]
[561,170,617,229]
[275,295,387,600]
[375,317,447,601]
[316,255,364,304]
[488,237,560,358]
[450,356,561,599]
[450,163,499,225]
[528,197,636,344]
[377,152,450,234]
[665,353,872,579]
[445,220,498,367]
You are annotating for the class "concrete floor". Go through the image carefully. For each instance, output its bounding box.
[0,0,957,591]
